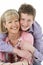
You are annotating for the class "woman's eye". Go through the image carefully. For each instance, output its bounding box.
[8,21,12,23]
[15,20,19,22]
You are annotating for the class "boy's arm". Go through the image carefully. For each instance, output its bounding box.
[33,21,43,62]
[0,39,14,53]
[0,60,28,65]
[0,37,32,61]
[0,33,14,53]
[13,48,32,59]
[0,62,11,65]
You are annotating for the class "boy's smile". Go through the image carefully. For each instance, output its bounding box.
[20,13,34,31]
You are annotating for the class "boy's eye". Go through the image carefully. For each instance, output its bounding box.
[28,20,31,22]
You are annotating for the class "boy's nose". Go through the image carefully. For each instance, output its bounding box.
[23,21,27,26]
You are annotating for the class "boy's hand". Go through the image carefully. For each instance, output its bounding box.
[19,41,35,54]
[13,48,32,60]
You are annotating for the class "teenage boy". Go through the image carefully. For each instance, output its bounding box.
[18,4,43,65]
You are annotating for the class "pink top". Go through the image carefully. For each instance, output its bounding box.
[21,32,34,45]
[0,32,34,63]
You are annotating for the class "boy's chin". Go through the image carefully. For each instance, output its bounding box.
[21,28,29,31]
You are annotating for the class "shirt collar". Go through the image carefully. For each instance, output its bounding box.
[27,24,34,33]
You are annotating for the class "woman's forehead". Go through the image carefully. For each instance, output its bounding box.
[5,15,19,21]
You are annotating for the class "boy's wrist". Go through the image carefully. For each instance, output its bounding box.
[13,48,19,54]
[30,46,35,54]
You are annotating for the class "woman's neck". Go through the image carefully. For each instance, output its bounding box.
[8,32,20,40]
[8,32,21,46]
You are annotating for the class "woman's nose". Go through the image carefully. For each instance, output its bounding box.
[12,21,16,25]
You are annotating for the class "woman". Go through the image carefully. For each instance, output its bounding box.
[0,9,34,65]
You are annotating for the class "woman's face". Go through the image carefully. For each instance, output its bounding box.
[4,15,20,34]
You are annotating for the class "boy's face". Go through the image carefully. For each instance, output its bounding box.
[20,13,34,31]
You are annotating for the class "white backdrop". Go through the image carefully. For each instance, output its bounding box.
[0,0,43,33]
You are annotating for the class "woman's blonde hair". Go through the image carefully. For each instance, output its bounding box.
[1,9,19,33]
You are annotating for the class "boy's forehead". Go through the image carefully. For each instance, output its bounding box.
[20,13,33,16]
[20,13,34,20]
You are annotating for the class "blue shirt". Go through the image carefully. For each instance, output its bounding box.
[0,21,43,62]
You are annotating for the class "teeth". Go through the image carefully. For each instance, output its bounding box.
[22,25,27,28]
[11,28,17,30]
[11,27,17,29]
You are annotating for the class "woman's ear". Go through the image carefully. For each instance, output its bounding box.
[3,22,6,28]
[3,22,8,33]
[0,17,2,32]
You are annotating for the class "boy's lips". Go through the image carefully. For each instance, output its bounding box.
[21,25,28,28]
